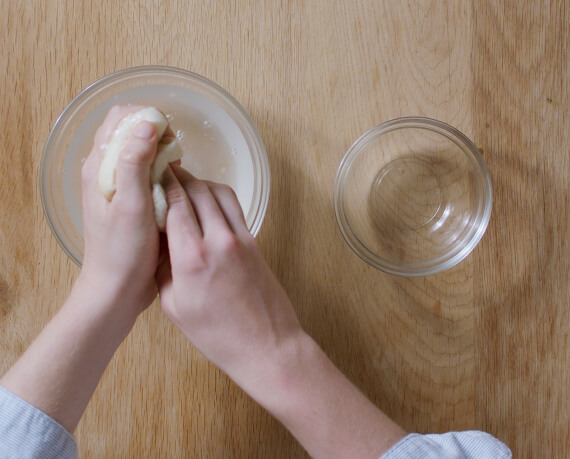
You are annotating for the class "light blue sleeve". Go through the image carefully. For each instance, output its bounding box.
[381,431,511,459]
[0,385,77,459]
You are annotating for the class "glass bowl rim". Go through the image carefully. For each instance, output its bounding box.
[40,65,270,266]
[333,116,493,276]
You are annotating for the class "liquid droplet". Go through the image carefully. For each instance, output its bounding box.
[203,120,210,127]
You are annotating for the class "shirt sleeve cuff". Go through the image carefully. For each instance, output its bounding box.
[0,385,78,458]
[381,430,512,459]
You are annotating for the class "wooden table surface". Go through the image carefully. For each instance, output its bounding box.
[1,1,568,457]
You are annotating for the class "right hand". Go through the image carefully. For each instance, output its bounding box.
[156,164,304,386]
[156,165,407,459]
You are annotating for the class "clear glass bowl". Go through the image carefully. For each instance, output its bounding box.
[40,66,270,266]
[334,117,492,276]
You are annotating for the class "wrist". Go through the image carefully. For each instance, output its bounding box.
[235,330,325,414]
[236,332,406,459]
[69,274,141,336]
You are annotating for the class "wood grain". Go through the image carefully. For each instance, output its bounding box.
[0,1,568,457]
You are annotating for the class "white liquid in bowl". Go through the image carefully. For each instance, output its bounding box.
[61,84,254,237]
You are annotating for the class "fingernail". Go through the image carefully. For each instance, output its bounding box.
[134,122,155,139]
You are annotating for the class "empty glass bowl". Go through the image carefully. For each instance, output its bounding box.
[334,117,492,276]
[40,66,270,266]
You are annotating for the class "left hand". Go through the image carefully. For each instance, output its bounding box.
[78,105,162,318]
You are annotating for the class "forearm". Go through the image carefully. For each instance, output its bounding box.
[239,332,406,459]
[0,277,137,433]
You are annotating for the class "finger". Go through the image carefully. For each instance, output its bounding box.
[114,121,158,208]
[204,181,250,239]
[170,164,230,237]
[162,165,202,238]
[82,105,149,193]
[93,105,148,154]
[162,166,206,273]
[81,153,104,198]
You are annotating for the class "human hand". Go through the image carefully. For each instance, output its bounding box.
[156,165,304,387]
[155,166,407,459]
[78,105,163,319]
[0,106,178,432]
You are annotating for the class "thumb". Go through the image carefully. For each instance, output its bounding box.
[114,121,158,205]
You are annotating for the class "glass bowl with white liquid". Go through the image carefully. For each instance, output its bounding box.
[40,66,270,266]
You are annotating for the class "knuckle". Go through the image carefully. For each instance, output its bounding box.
[180,240,208,272]
[224,183,236,194]
[218,183,235,197]
[209,182,234,197]
[217,184,242,211]
[187,180,210,195]
[108,105,124,118]
[118,142,154,167]
[218,230,241,255]
[241,232,257,249]
[93,125,107,145]
[165,181,190,206]
[113,194,148,216]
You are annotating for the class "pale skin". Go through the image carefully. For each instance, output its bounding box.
[0,106,406,458]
